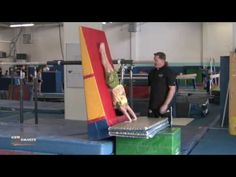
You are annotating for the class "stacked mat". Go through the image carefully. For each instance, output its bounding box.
[108,117,169,139]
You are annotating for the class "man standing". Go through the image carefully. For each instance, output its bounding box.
[148,52,176,124]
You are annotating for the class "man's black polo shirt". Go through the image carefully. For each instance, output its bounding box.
[148,65,176,109]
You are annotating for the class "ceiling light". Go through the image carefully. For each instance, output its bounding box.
[10,23,35,28]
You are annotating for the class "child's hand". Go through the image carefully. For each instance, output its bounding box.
[125,120,132,123]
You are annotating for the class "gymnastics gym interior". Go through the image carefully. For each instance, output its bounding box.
[0,22,235,155]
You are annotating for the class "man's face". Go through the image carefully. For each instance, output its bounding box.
[154,55,165,69]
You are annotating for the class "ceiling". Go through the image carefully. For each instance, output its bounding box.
[0,22,62,28]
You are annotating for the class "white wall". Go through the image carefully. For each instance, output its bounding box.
[138,23,202,63]
[104,22,202,64]
[16,25,64,62]
[0,27,15,72]
[64,22,102,121]
[203,22,233,64]
[0,27,15,54]
[233,23,236,50]
[0,25,64,75]
[0,26,64,63]
[103,23,131,60]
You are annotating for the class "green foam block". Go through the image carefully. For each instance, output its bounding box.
[116,128,181,155]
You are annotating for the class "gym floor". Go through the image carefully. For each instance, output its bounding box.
[0,102,235,155]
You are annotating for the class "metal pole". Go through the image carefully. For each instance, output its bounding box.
[120,64,125,85]
[209,74,212,96]
[1,59,135,66]
[221,83,229,127]
[170,106,173,127]
[129,65,134,108]
[47,60,82,65]
[34,67,38,124]
[10,68,14,99]
[193,78,196,89]
[113,59,133,65]
[0,62,46,65]
[19,70,24,124]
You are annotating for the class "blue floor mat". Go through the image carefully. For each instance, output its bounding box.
[0,116,113,155]
[190,128,236,155]
[174,125,207,155]
[0,103,223,155]
[174,104,221,155]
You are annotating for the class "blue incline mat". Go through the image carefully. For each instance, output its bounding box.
[190,128,236,155]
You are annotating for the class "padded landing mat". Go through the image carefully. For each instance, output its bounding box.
[173,118,194,126]
[180,126,208,155]
[109,117,169,138]
[0,118,113,155]
[190,128,236,155]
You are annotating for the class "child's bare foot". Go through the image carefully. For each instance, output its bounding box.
[99,43,105,53]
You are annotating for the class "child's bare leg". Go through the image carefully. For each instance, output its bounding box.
[99,43,114,73]
[127,105,137,121]
[120,106,132,123]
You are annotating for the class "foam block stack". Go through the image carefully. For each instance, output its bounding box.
[109,117,169,138]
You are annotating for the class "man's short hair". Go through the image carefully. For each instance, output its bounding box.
[154,52,166,60]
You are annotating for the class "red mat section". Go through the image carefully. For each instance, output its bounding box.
[81,27,117,126]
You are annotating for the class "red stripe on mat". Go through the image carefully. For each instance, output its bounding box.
[0,149,36,155]
[84,74,95,79]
